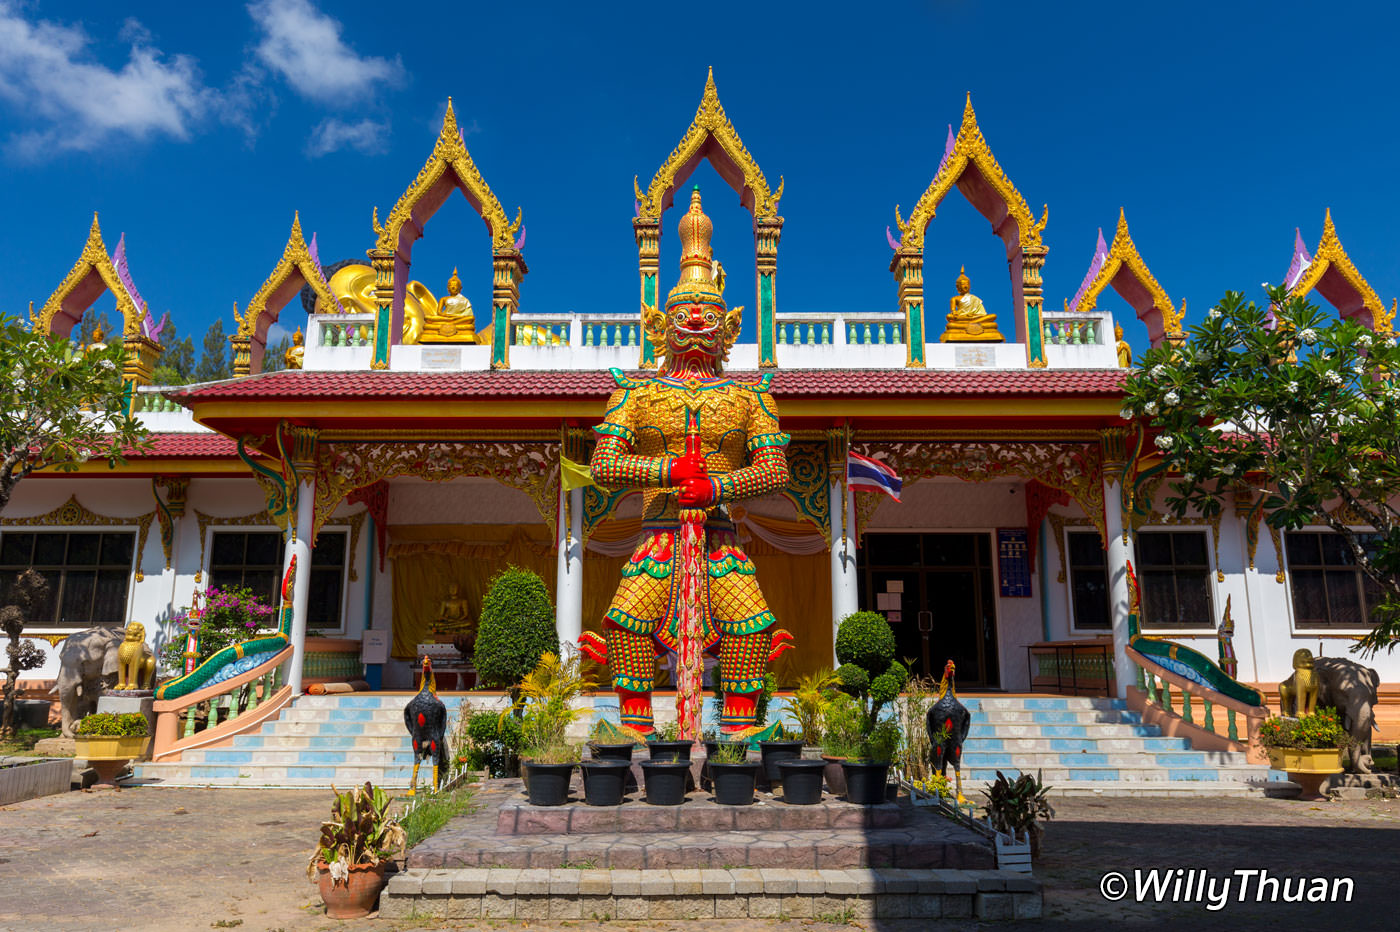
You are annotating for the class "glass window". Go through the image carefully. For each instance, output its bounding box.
[1136,530,1214,629]
[0,531,135,627]
[1285,531,1384,629]
[207,530,348,631]
[1067,531,1110,630]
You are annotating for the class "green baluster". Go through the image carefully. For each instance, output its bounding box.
[1160,680,1170,714]
[821,323,830,345]
[1087,321,1098,344]
[862,323,872,344]
[1145,671,1158,704]
[1227,708,1238,741]
[1203,698,1214,734]
[1182,690,1194,724]
[583,324,594,346]
[207,698,221,730]
[183,705,197,738]
[876,324,886,345]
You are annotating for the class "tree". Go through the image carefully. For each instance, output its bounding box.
[1123,287,1400,655]
[0,316,149,512]
[1,570,50,737]
[263,336,291,372]
[154,319,196,384]
[193,318,231,382]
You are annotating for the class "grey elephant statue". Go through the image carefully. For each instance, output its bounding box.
[49,626,154,737]
[1312,656,1381,773]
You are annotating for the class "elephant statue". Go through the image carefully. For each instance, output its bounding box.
[1313,656,1381,773]
[49,626,153,737]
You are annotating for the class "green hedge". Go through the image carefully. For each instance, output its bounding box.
[473,566,559,688]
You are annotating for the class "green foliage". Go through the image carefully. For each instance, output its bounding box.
[510,649,592,763]
[400,784,476,848]
[455,710,522,776]
[74,712,148,736]
[1,569,50,737]
[158,585,277,675]
[984,769,1054,853]
[1123,289,1400,655]
[834,663,868,695]
[818,693,864,758]
[752,671,777,728]
[893,674,940,783]
[834,611,896,675]
[473,566,558,687]
[784,667,840,745]
[306,782,406,882]
[158,321,196,380]
[1258,707,1352,750]
[708,740,748,764]
[1,315,149,511]
[194,319,231,382]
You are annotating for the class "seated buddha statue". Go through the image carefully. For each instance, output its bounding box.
[432,582,476,654]
[419,268,476,343]
[284,327,305,369]
[941,267,1004,343]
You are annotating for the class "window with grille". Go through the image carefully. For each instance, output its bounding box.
[207,530,347,631]
[1136,530,1214,629]
[0,532,134,627]
[1066,530,1110,630]
[1284,531,1383,629]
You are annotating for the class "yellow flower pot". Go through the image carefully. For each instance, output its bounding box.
[1266,747,1344,774]
[74,735,151,761]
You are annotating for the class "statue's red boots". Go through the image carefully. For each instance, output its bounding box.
[719,692,757,734]
[618,688,654,736]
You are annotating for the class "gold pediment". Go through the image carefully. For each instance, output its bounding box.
[38,214,144,339]
[236,213,337,361]
[1290,209,1390,334]
[1073,209,1181,341]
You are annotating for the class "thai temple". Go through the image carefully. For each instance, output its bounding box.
[8,72,1397,786]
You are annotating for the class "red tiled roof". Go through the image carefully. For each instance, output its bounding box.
[170,368,1128,402]
[130,433,237,458]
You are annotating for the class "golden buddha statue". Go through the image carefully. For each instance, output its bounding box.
[1115,324,1132,368]
[85,324,108,353]
[284,327,305,369]
[432,582,474,642]
[941,267,1004,343]
[419,268,476,343]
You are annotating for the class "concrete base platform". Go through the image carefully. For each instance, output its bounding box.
[381,866,1043,921]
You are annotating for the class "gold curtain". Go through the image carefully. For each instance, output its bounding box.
[746,538,833,686]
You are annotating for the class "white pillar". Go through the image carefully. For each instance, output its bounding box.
[1103,475,1136,699]
[829,480,859,658]
[555,484,584,650]
[284,477,315,697]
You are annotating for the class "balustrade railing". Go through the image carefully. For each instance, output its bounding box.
[772,313,907,347]
[578,317,641,348]
[320,318,374,347]
[132,391,181,414]
[1124,643,1268,764]
[151,646,294,762]
[1040,314,1103,346]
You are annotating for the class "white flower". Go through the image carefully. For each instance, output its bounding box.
[1388,336,1398,348]
[1183,472,1195,482]
[1353,363,1365,374]
[1208,309,1222,320]
[328,857,349,886]
[1299,328,1319,345]
[1357,333,1373,348]
[1119,407,1134,420]
[1151,364,1168,377]
[1323,370,1342,385]
[1154,434,1175,450]
[1164,390,1180,406]
[1260,282,1271,289]
[1221,464,1236,476]
[98,359,116,371]
[1287,381,1299,393]
[1145,401,1159,416]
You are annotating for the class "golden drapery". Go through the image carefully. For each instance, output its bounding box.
[388,519,831,684]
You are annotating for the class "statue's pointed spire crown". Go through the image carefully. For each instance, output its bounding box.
[666,186,725,309]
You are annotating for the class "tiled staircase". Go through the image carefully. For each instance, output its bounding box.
[959,697,1278,797]
[134,693,1279,795]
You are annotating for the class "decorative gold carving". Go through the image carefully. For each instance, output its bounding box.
[1072,209,1181,344]
[634,68,782,223]
[1267,522,1285,583]
[236,213,335,375]
[893,94,1045,252]
[38,214,144,339]
[375,99,521,254]
[1290,209,1388,334]
[344,509,366,583]
[0,495,156,582]
[778,442,831,544]
[854,440,1106,541]
[191,508,365,582]
[152,476,189,571]
[1047,513,1093,583]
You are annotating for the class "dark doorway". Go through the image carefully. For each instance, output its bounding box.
[857,532,1000,687]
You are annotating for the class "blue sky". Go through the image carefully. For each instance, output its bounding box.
[3,0,1398,357]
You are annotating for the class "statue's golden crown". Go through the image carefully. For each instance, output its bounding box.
[665,186,726,310]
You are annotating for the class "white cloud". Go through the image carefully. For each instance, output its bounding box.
[0,2,238,157]
[305,117,389,158]
[248,0,403,104]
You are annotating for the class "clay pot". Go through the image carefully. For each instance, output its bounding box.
[315,860,389,919]
[821,755,847,796]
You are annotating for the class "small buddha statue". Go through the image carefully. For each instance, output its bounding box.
[85,324,108,353]
[420,268,476,343]
[941,267,1004,343]
[1115,324,1132,368]
[433,582,475,645]
[284,327,305,370]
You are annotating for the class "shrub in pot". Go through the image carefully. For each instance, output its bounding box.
[832,719,902,805]
[785,666,839,757]
[453,709,523,778]
[509,649,594,806]
[474,567,559,689]
[74,712,150,787]
[647,719,694,760]
[833,612,910,735]
[819,693,865,796]
[708,740,760,806]
[983,769,1054,856]
[306,782,406,919]
[1259,707,1351,799]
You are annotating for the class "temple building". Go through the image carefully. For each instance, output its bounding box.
[8,73,1398,739]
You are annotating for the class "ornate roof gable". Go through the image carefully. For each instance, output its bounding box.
[234,212,335,373]
[1071,209,1182,345]
[38,214,145,339]
[1288,209,1391,334]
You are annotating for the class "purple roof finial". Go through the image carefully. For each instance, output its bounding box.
[514,225,526,252]
[111,233,147,320]
[308,232,329,286]
[1067,228,1110,312]
[1284,228,1312,293]
[935,125,955,177]
[886,226,902,251]
[147,309,170,343]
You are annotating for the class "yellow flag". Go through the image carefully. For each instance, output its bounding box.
[560,454,597,491]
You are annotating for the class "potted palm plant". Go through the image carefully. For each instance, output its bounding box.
[786,667,839,760]
[307,782,406,919]
[835,719,902,805]
[1260,707,1351,800]
[510,649,593,807]
[707,739,760,805]
[73,712,150,789]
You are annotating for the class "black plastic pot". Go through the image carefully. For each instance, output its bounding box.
[777,758,826,805]
[639,759,690,805]
[589,742,635,763]
[15,699,51,730]
[840,760,891,805]
[646,740,694,761]
[759,739,804,785]
[522,761,576,806]
[579,759,629,806]
[701,739,747,791]
[709,760,761,806]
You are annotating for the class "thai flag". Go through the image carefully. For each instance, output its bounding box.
[848,451,902,502]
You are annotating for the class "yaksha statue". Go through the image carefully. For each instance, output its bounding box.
[580,186,794,737]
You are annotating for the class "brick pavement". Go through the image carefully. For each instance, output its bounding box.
[0,785,1396,931]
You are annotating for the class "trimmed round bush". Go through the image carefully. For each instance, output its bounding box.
[834,611,896,677]
[473,566,559,687]
[834,663,869,697]
[869,671,904,705]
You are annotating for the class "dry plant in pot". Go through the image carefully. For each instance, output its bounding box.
[306,782,406,919]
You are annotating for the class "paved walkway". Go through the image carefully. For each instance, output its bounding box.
[0,784,1396,931]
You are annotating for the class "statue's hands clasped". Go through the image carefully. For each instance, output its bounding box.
[672,430,713,507]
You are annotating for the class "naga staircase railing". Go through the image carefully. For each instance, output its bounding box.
[1121,563,1268,764]
[151,556,300,763]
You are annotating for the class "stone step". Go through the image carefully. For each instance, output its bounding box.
[966,779,1277,798]
[963,765,1269,783]
[497,796,914,836]
[262,720,409,737]
[961,750,1253,768]
[963,737,1191,752]
[181,748,410,765]
[131,761,422,786]
[967,723,1161,738]
[230,734,409,750]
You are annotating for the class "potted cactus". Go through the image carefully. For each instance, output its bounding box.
[306,782,406,919]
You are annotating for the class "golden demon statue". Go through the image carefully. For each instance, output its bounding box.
[115,622,155,691]
[580,186,794,738]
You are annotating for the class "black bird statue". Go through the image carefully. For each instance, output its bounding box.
[926,659,972,803]
[404,655,448,796]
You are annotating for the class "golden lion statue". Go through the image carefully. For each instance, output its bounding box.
[1278,648,1317,717]
[114,622,155,691]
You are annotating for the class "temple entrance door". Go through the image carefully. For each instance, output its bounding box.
[857,532,1000,688]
